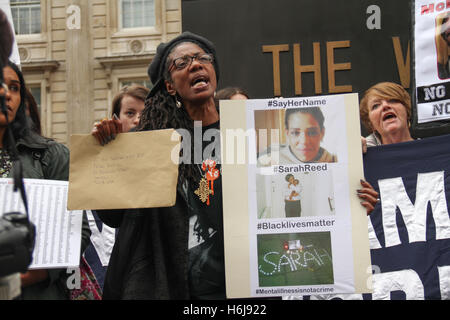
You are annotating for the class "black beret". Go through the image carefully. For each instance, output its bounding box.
[147,31,219,97]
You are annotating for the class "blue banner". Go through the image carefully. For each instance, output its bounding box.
[362,134,450,300]
[83,210,116,290]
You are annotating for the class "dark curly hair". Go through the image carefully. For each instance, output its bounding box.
[137,36,220,242]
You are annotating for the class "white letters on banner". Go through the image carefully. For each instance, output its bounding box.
[378,171,450,247]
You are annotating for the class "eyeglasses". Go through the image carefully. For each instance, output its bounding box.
[169,53,214,71]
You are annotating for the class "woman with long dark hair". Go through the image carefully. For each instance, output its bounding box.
[1,61,91,299]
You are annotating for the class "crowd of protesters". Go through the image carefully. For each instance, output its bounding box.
[0,8,425,300]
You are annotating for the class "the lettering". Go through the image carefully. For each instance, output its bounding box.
[276,163,328,173]
[183,304,217,318]
[66,267,80,290]
[260,219,335,230]
[424,85,446,101]
[432,102,450,116]
[66,5,81,30]
[263,39,410,96]
[267,98,326,108]
[293,42,322,95]
[372,270,424,300]
[174,126,221,165]
[421,1,450,15]
[366,5,381,30]
[259,246,332,276]
[310,269,426,300]
[262,44,289,97]
[422,3,434,14]
[392,37,410,89]
[263,41,353,96]
[224,128,256,165]
[326,41,352,93]
[377,171,450,248]
[438,265,450,300]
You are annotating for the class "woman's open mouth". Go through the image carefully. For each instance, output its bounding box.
[191,75,210,89]
[382,112,397,122]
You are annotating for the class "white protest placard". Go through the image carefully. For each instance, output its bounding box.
[0,178,82,269]
[220,94,372,298]
[414,0,450,123]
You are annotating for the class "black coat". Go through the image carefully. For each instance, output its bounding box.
[99,192,191,299]
[9,133,91,299]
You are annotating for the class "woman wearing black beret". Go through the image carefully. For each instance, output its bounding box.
[95,31,226,299]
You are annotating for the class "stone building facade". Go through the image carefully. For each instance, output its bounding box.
[13,0,181,144]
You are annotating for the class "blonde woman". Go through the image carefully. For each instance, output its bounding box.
[360,82,413,147]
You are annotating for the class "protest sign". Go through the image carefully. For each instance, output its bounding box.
[220,94,372,298]
[412,0,450,136]
[68,129,180,210]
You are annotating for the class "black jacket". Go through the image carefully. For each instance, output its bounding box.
[99,191,190,299]
[7,133,91,299]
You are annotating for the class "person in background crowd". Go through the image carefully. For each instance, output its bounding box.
[357,82,413,214]
[92,84,149,145]
[24,88,42,135]
[0,61,91,299]
[360,82,413,150]
[215,86,249,103]
[93,32,226,299]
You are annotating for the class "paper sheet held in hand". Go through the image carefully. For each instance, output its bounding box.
[68,129,180,210]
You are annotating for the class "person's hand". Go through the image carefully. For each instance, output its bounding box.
[357,179,379,215]
[361,136,367,154]
[20,269,48,287]
[91,115,123,146]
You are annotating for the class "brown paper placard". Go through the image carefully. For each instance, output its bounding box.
[68,129,180,210]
